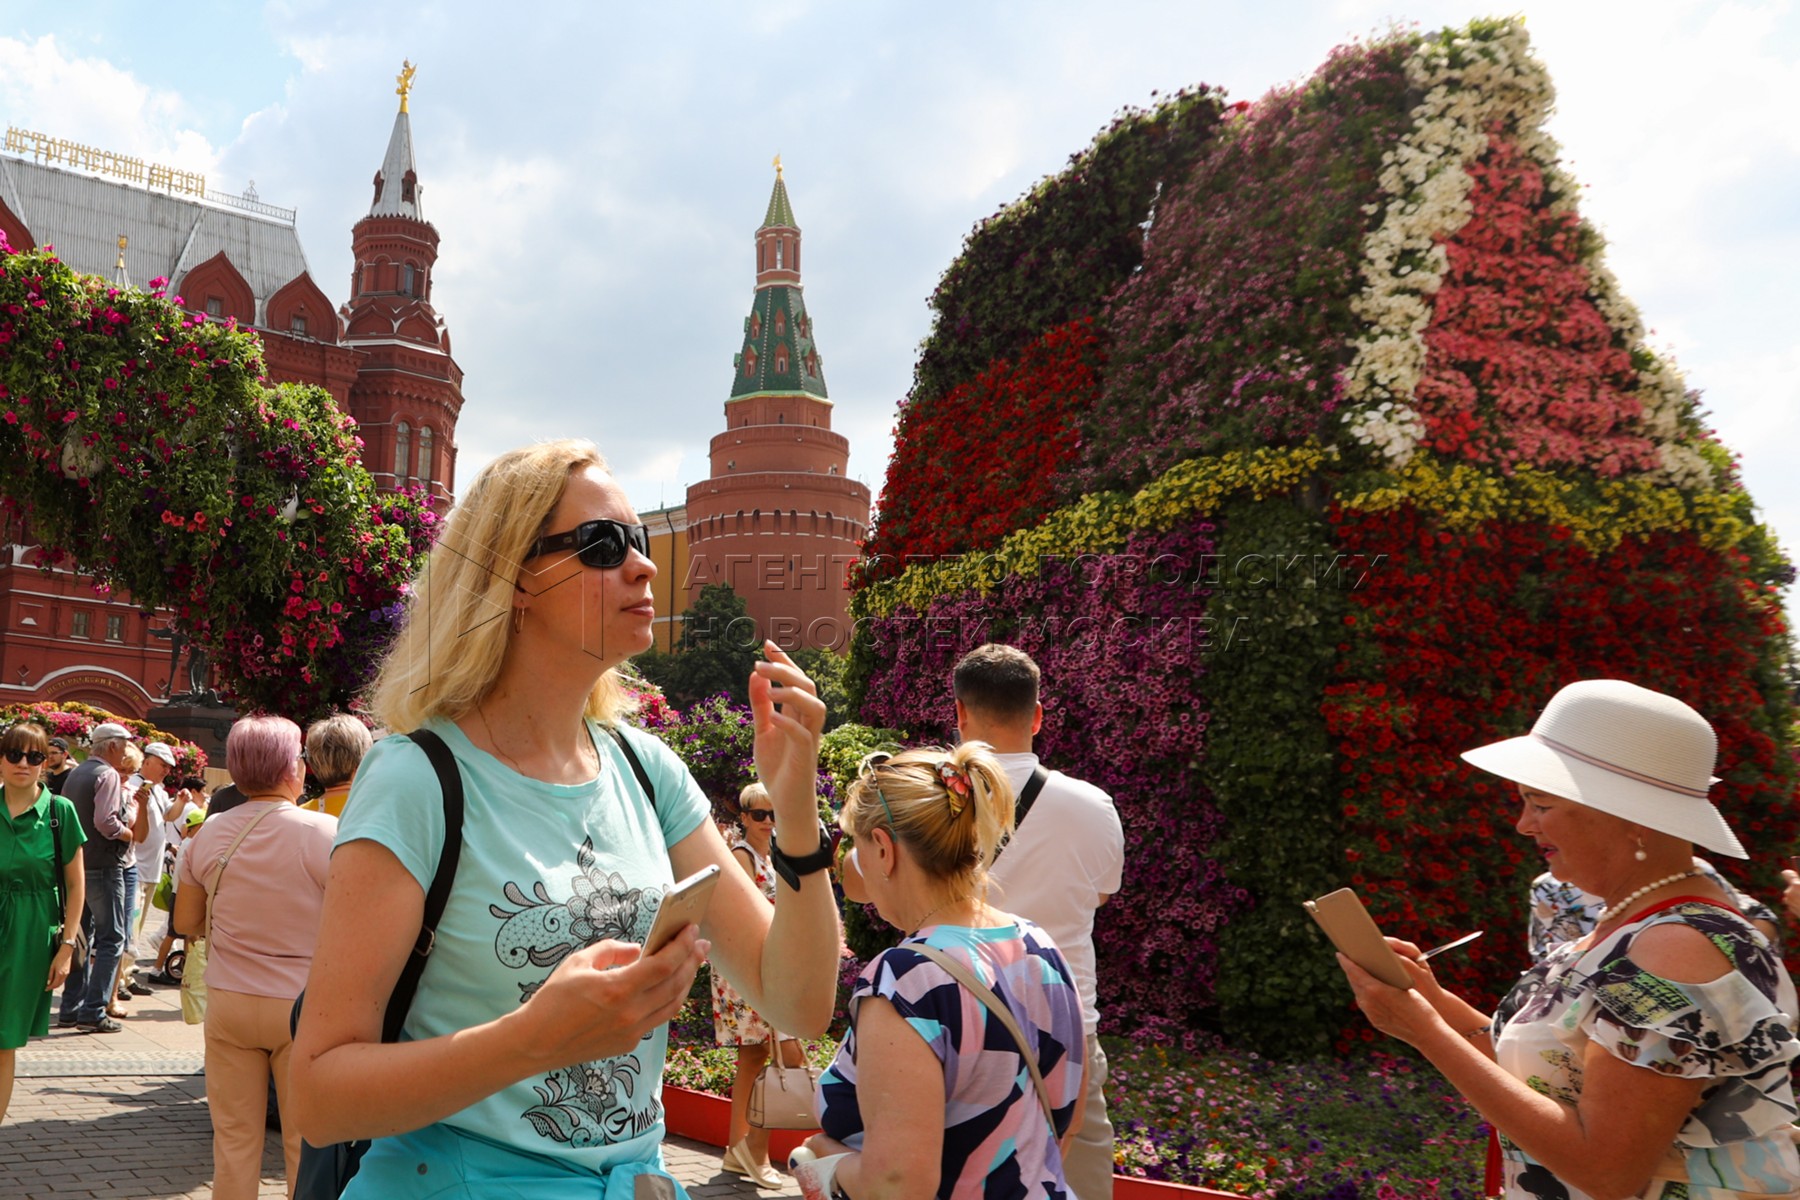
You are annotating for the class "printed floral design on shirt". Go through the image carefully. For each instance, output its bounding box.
[488,837,666,1146]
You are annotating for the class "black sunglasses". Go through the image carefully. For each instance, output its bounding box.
[526,519,650,570]
[3,749,46,765]
[743,808,775,823]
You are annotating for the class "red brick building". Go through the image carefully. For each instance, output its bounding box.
[0,83,463,717]
[682,166,871,650]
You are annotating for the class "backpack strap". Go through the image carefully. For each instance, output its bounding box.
[288,728,466,1048]
[604,724,658,816]
[382,728,465,1044]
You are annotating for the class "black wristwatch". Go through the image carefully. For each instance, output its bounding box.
[770,818,836,891]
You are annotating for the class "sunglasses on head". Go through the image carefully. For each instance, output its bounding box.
[3,749,46,765]
[526,518,650,570]
[743,808,775,823]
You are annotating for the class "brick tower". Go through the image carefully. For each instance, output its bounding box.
[684,162,871,649]
[341,62,463,510]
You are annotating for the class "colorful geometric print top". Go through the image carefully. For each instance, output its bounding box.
[816,918,1085,1200]
[1527,858,1782,961]
[1493,900,1800,1199]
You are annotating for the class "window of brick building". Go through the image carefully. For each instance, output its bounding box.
[72,611,90,639]
[105,614,123,642]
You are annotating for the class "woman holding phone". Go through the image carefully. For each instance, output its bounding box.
[289,440,842,1197]
[1337,680,1800,1199]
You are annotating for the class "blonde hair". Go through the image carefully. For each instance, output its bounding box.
[368,439,638,731]
[738,781,770,810]
[841,743,1014,893]
[120,743,144,774]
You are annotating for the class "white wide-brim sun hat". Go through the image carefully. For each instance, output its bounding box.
[1460,679,1746,859]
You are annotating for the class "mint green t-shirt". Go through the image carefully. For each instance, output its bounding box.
[335,718,708,1167]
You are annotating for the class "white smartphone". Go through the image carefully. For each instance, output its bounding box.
[642,865,722,955]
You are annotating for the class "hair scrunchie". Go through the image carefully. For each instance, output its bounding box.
[937,760,971,816]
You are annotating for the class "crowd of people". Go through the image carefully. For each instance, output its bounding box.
[0,436,1797,1200]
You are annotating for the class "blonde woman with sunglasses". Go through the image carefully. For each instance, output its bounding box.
[290,440,841,1198]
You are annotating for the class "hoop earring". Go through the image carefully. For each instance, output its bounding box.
[511,606,526,635]
[1634,837,1647,863]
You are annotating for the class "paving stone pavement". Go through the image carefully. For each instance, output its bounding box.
[1,961,799,1200]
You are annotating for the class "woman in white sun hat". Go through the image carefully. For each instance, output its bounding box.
[1337,679,1800,1200]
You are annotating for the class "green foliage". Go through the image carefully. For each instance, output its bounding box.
[1201,494,1350,1055]
[0,246,433,719]
[790,646,853,732]
[908,88,1222,408]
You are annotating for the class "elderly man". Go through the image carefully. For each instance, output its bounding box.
[56,722,141,1034]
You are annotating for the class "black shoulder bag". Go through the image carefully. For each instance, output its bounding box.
[292,727,465,1200]
[291,724,656,1200]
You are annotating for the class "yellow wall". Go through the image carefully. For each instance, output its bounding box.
[638,503,690,653]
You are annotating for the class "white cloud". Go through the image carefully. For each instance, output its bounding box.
[0,34,218,173]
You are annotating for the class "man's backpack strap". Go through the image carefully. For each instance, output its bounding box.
[384,728,465,1044]
[604,724,658,816]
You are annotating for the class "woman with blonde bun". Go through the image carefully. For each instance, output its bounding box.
[801,744,1085,1200]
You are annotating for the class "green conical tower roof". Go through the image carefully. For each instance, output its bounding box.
[762,158,796,228]
[730,160,827,400]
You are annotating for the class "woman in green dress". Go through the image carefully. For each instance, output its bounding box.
[0,721,86,1123]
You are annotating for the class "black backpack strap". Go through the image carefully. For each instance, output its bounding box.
[288,728,466,1047]
[1016,766,1050,826]
[605,724,658,816]
[382,728,465,1044]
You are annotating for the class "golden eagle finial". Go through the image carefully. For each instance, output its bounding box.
[772,152,783,180]
[396,60,417,113]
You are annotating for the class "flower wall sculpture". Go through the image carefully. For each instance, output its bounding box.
[0,240,436,719]
[850,18,1795,1052]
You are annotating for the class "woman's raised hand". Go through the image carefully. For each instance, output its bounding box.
[511,928,708,1071]
[749,641,826,824]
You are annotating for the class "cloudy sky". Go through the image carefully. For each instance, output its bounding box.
[3,1,1796,600]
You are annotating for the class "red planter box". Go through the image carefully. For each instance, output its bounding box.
[661,1087,1241,1200]
[662,1085,815,1163]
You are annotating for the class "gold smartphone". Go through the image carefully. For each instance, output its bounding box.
[1304,887,1414,989]
[642,865,722,955]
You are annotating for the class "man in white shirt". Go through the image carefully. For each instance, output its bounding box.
[955,644,1124,1200]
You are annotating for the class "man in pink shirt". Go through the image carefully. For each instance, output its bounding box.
[56,722,140,1033]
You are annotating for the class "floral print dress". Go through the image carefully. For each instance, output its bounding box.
[711,828,779,1046]
[1493,900,1800,1199]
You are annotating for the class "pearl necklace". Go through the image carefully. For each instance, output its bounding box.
[1598,869,1702,924]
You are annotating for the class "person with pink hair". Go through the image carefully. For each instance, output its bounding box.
[175,715,335,1200]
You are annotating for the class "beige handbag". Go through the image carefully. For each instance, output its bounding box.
[747,1034,820,1130]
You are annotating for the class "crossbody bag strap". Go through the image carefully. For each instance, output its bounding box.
[909,942,1057,1135]
[993,767,1050,866]
[47,793,67,933]
[605,724,658,816]
[201,802,283,942]
[383,728,466,1044]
